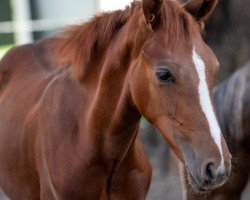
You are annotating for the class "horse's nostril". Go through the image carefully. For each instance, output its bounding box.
[205,162,214,181]
[202,160,230,187]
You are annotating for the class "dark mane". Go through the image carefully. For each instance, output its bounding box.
[55,0,197,81]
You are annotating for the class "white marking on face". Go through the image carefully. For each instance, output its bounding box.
[192,48,224,171]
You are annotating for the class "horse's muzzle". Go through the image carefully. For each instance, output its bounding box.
[187,160,231,192]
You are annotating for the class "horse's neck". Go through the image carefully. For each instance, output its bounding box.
[79,69,141,168]
[78,23,142,163]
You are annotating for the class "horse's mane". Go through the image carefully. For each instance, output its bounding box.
[55,0,196,81]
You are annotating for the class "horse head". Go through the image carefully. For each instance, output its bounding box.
[129,0,231,192]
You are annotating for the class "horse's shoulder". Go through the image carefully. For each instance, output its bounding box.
[38,72,82,128]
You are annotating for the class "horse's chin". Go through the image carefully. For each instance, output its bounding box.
[186,166,229,194]
[186,168,211,193]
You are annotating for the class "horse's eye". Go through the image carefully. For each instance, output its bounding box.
[155,68,175,83]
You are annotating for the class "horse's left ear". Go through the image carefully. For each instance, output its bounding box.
[142,0,163,29]
[183,0,218,22]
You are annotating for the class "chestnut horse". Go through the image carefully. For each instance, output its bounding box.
[0,0,231,199]
[183,63,250,200]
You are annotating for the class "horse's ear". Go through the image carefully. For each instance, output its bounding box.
[142,0,163,29]
[183,0,218,22]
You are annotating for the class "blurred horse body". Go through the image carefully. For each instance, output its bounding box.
[185,63,250,200]
[0,0,231,199]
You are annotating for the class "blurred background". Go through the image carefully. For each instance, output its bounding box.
[0,0,249,199]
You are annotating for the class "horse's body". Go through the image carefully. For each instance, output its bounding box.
[0,39,152,200]
[185,63,250,200]
[0,0,231,199]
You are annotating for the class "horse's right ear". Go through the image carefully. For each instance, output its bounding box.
[142,0,163,29]
[183,0,218,22]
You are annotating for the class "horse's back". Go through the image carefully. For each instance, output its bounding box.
[214,62,250,141]
[241,63,250,144]
[0,38,58,72]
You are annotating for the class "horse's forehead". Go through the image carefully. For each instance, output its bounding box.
[143,33,218,73]
[192,41,219,71]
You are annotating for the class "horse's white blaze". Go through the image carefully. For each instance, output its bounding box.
[192,49,225,171]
